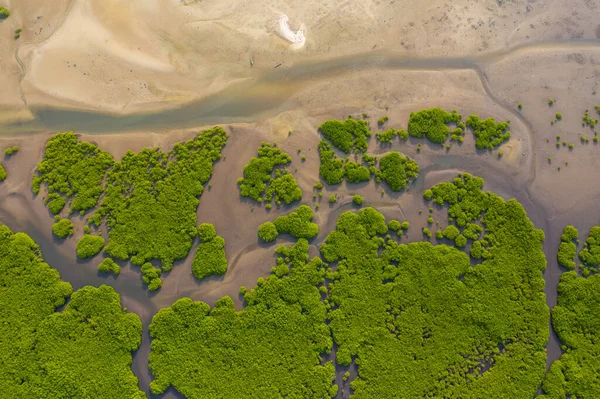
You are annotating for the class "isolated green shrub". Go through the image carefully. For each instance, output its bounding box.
[258,222,278,242]
[98,258,120,275]
[273,205,319,239]
[408,108,461,143]
[388,220,401,231]
[148,239,336,397]
[4,146,18,156]
[0,7,9,19]
[0,164,6,181]
[375,152,419,191]
[318,141,345,185]
[52,218,74,238]
[141,263,162,291]
[401,221,410,230]
[46,193,66,215]
[319,118,371,153]
[466,114,511,150]
[192,233,227,280]
[352,195,364,205]
[76,235,105,259]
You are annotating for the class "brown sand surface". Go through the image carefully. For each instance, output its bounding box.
[1,0,599,120]
[1,0,600,397]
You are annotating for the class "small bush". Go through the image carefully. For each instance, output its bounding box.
[273,205,319,239]
[329,195,337,203]
[0,7,9,19]
[258,222,278,242]
[141,263,162,291]
[98,258,120,275]
[375,152,419,191]
[4,146,18,156]
[408,108,462,144]
[52,219,74,239]
[388,220,401,231]
[377,116,389,126]
[76,235,105,259]
[401,221,410,230]
[556,112,562,120]
[352,195,364,206]
[0,164,6,181]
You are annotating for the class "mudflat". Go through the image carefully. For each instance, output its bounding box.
[1,0,600,398]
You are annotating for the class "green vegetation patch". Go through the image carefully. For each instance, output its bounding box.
[4,146,18,156]
[29,285,144,397]
[407,108,462,144]
[375,152,419,191]
[318,118,371,153]
[540,272,600,398]
[375,128,408,144]
[579,226,600,268]
[325,174,548,398]
[90,127,227,272]
[149,239,337,398]
[318,141,345,185]
[466,114,511,150]
[32,132,114,213]
[0,223,143,397]
[343,161,371,183]
[274,205,319,239]
[76,234,105,259]
[98,257,120,275]
[46,193,66,215]
[0,7,9,19]
[352,195,364,206]
[0,164,6,181]
[52,218,74,239]
[557,225,578,269]
[141,263,162,291]
[192,223,228,280]
[238,143,301,205]
[258,221,278,242]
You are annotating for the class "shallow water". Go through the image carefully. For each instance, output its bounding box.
[3,39,598,136]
